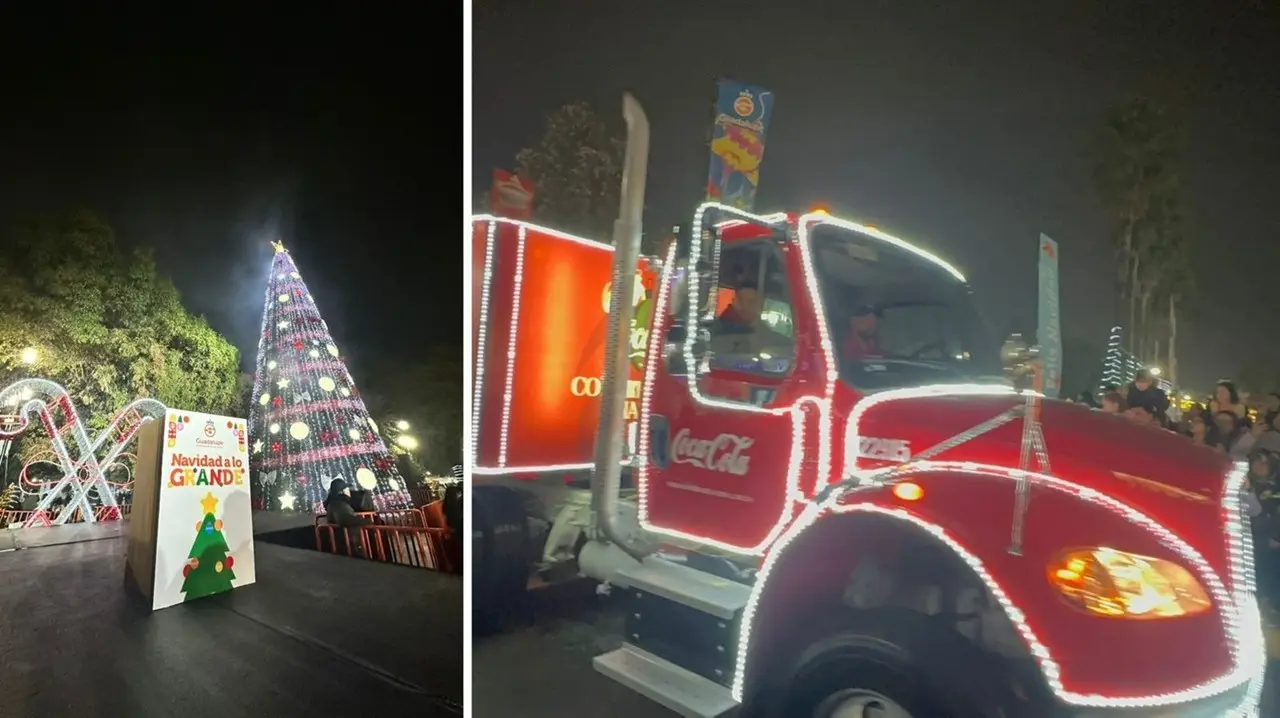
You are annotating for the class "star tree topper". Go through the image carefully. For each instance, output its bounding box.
[200,491,219,515]
[271,239,286,254]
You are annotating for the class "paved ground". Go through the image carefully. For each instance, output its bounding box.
[473,581,1279,717]
[472,582,674,717]
[0,534,462,717]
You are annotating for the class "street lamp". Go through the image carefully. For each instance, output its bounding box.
[395,419,410,431]
[395,434,418,451]
[1148,366,1162,377]
[20,347,38,365]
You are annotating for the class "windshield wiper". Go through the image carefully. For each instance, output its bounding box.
[853,357,960,372]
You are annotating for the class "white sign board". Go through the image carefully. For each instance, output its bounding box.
[150,409,256,610]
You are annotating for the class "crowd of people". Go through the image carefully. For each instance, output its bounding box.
[1078,371,1279,455]
[1076,372,1280,610]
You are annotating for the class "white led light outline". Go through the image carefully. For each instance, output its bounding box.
[635,204,832,555]
[713,212,789,229]
[638,204,969,553]
[471,213,613,252]
[634,241,678,535]
[733,461,1258,709]
[854,461,1254,707]
[471,461,631,476]
[470,215,630,474]
[799,212,966,283]
[836,383,1019,491]
[496,225,528,467]
[681,202,798,415]
[469,219,497,465]
[1224,461,1266,713]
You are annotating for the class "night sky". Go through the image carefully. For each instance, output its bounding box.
[473,1,1279,390]
[0,8,461,376]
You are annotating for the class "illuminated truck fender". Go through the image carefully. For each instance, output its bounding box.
[733,464,1258,712]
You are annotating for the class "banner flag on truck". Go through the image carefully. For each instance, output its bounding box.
[489,169,535,219]
[1037,234,1062,398]
[706,80,774,211]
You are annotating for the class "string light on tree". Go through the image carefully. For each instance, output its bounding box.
[246,240,411,513]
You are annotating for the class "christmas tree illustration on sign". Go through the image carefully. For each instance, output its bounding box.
[180,491,237,602]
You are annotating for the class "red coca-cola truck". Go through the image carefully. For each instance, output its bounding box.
[470,95,1265,717]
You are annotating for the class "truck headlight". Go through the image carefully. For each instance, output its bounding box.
[1047,547,1212,619]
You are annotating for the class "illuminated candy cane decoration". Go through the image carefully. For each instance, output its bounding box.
[0,379,165,527]
[19,451,136,497]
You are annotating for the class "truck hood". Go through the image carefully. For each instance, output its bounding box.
[850,393,1233,529]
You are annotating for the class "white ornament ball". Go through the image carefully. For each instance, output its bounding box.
[259,393,270,406]
[367,418,378,433]
[326,344,339,357]
[339,387,350,397]
[268,423,280,434]
[267,360,277,370]
[289,422,310,440]
[278,294,290,303]
[388,478,400,491]
[309,348,320,358]
[290,272,300,279]
[347,428,360,440]
[355,467,377,490]
[318,376,336,392]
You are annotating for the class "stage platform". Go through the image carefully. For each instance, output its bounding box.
[0,532,462,716]
[0,510,318,552]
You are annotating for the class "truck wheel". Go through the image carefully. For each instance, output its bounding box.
[472,485,532,634]
[753,607,1013,718]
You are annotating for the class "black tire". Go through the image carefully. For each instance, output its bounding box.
[745,607,1014,718]
[472,485,532,634]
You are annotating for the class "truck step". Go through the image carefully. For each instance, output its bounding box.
[614,556,751,620]
[594,643,739,718]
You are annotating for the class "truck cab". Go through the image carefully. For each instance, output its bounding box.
[594,202,1264,718]
[472,96,1265,718]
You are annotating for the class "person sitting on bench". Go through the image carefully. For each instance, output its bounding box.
[323,478,371,557]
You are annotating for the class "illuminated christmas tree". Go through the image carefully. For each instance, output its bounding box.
[248,241,411,512]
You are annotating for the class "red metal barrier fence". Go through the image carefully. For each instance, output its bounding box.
[313,501,460,574]
[1,503,133,528]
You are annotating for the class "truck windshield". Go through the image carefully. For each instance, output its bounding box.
[809,223,1003,391]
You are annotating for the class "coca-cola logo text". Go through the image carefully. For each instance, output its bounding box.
[671,429,753,476]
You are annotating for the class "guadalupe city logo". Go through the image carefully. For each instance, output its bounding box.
[195,419,226,448]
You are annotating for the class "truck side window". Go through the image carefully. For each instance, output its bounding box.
[703,242,795,381]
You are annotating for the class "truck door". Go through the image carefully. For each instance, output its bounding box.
[643,214,814,554]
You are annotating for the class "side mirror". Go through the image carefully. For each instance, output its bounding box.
[664,322,711,377]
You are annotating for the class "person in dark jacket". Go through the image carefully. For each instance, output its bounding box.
[324,478,371,557]
[1125,369,1170,424]
[1247,447,1280,604]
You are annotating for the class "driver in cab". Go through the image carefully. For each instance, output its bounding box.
[709,286,789,358]
[842,305,883,360]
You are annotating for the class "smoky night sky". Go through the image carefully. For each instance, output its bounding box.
[0,8,461,376]
[473,1,1280,391]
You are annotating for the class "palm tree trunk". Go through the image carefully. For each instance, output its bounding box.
[1117,224,1132,333]
[1137,289,1150,361]
[1127,252,1140,356]
[1168,294,1178,387]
